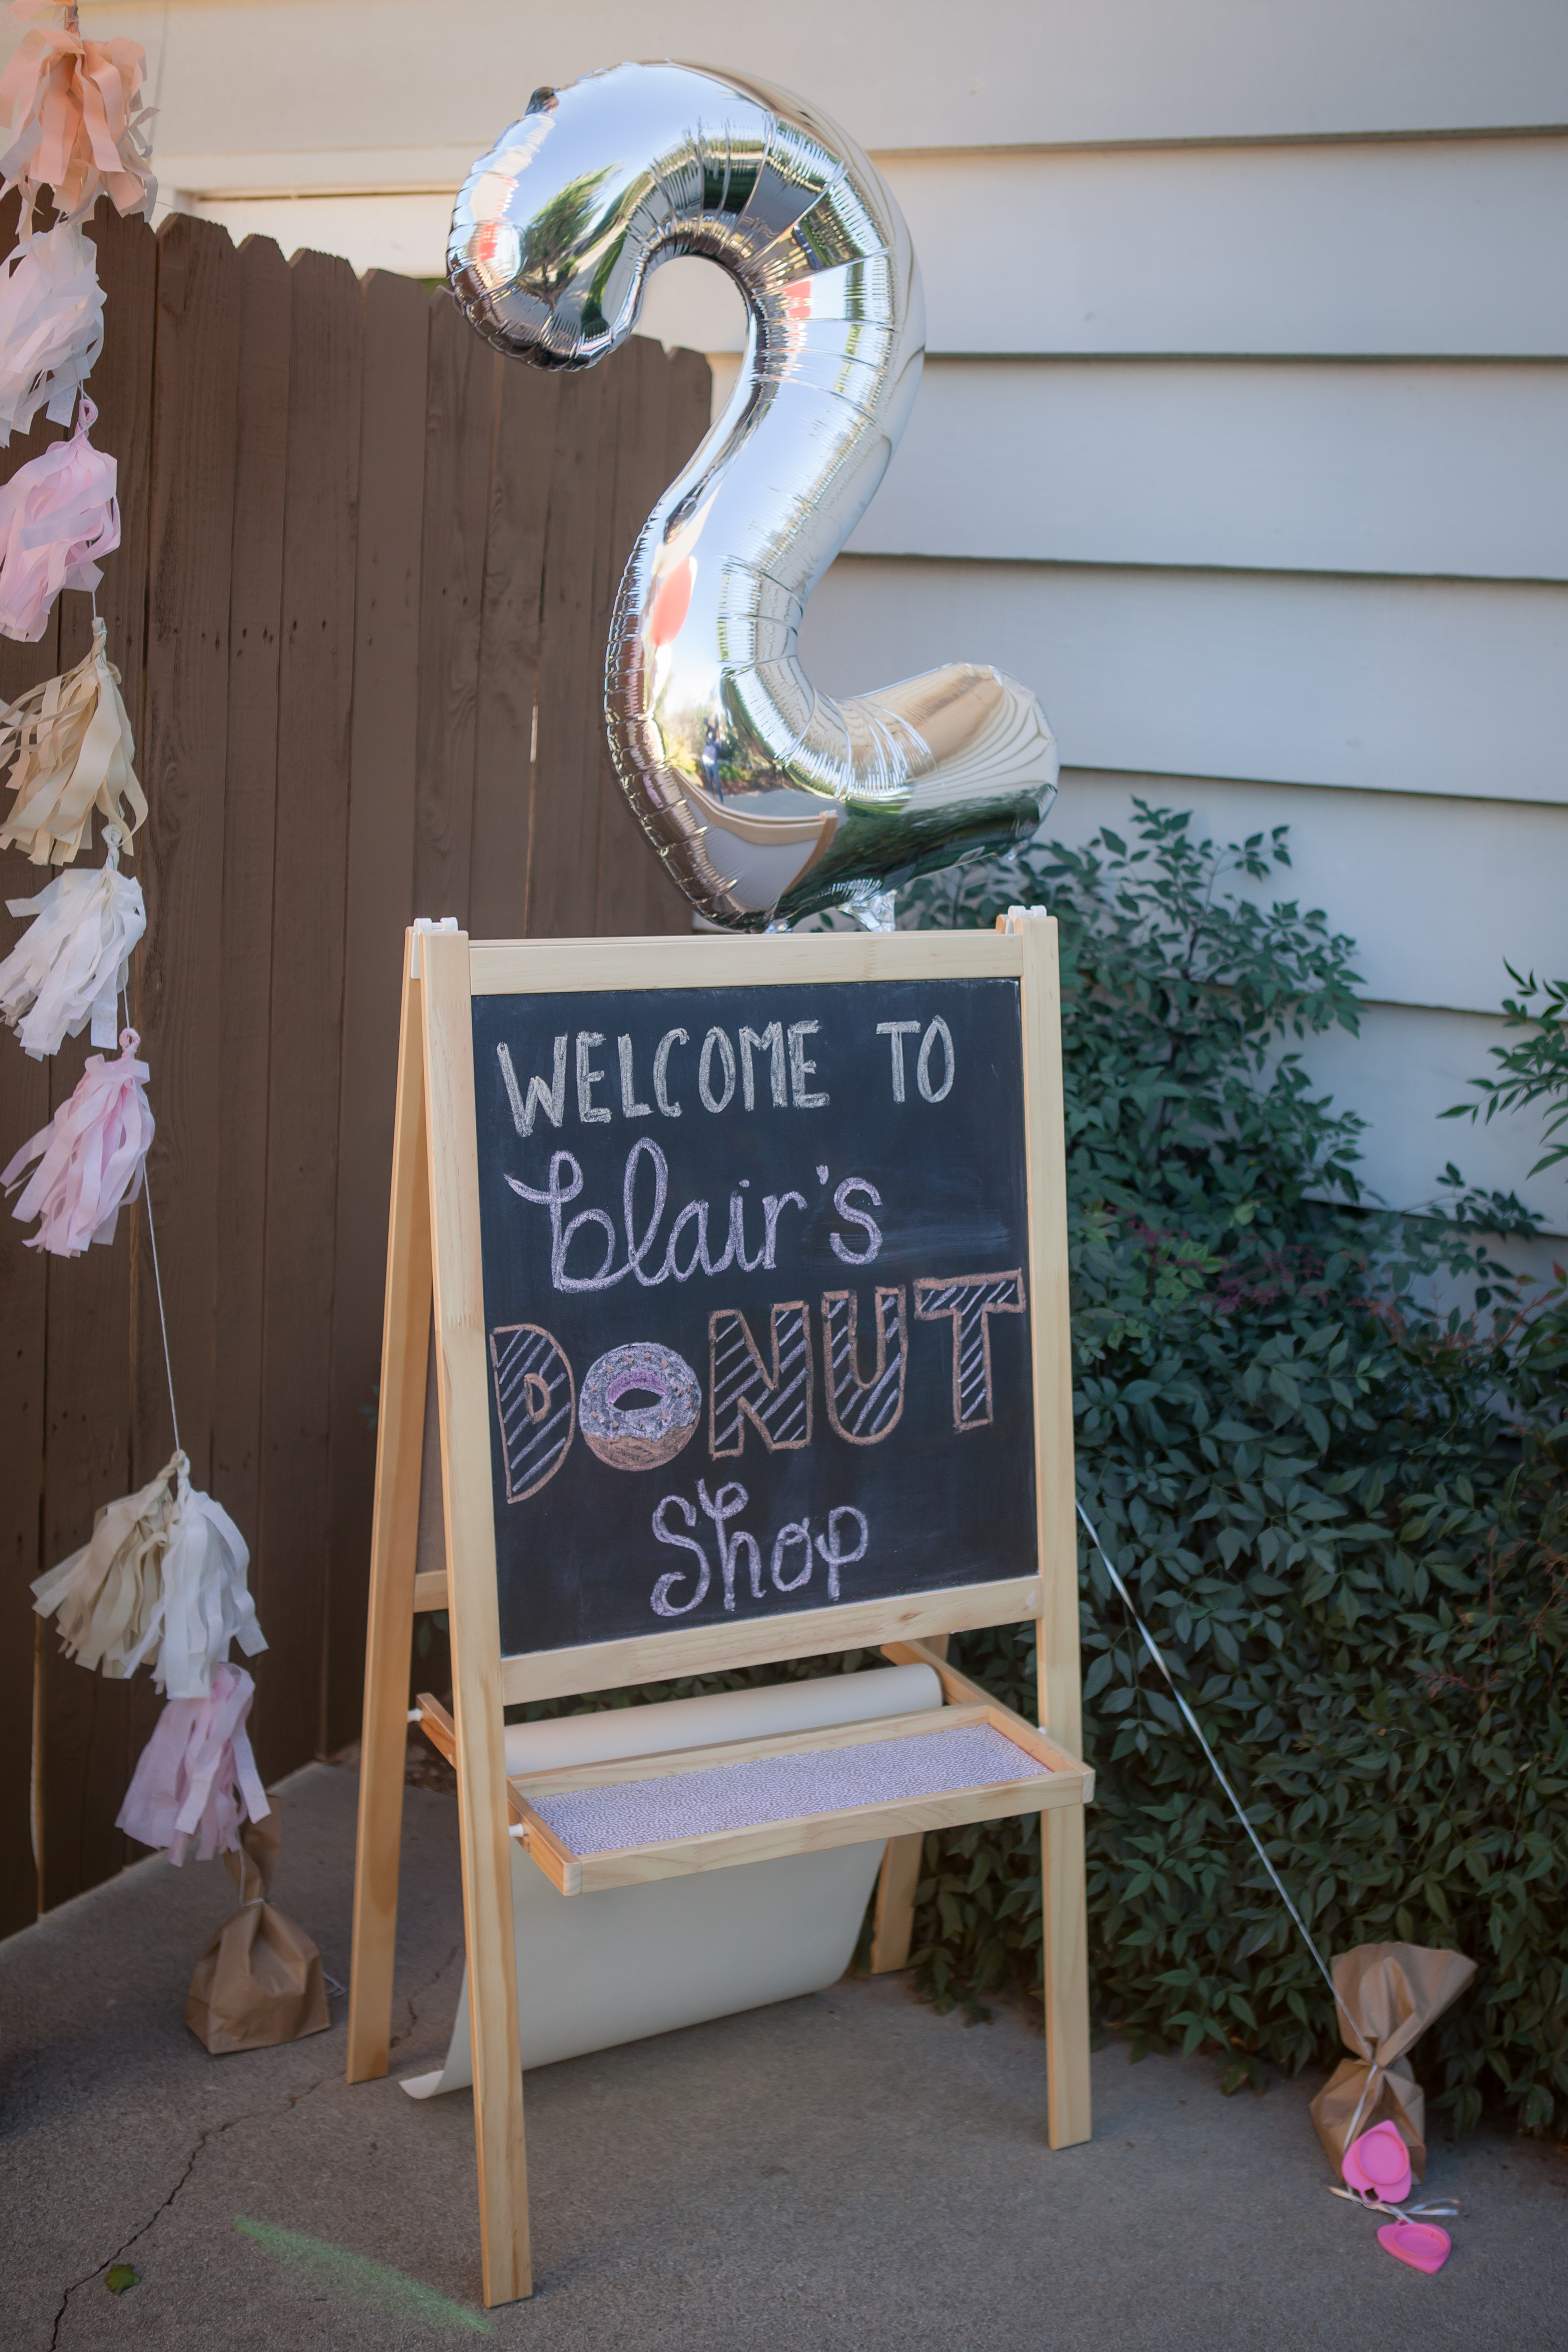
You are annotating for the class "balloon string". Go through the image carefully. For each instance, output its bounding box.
[1075,1498,1362,2044]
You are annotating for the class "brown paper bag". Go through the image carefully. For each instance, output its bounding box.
[1309,1940,1476,2182]
[185,1811,331,2054]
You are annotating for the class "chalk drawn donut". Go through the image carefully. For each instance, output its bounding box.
[489,1324,575,1502]
[579,1342,701,1472]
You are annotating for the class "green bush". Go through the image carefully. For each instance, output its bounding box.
[899,807,1568,2135]
[500,806,1565,2136]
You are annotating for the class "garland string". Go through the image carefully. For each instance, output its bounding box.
[124,979,177,1453]
[1075,1497,1364,2048]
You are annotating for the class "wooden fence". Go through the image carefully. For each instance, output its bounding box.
[0,202,710,1933]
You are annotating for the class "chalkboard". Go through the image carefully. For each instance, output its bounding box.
[471,976,1037,1657]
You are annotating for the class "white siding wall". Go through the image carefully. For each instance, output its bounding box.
[57,0,1568,1235]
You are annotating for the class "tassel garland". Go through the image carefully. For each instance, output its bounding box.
[29,1445,179,1675]
[116,1664,269,1864]
[0,9,276,1911]
[31,1446,266,1690]
[0,1,155,232]
[0,842,144,1053]
[0,387,118,641]
[2,1019,150,1252]
[0,217,103,444]
[0,613,143,862]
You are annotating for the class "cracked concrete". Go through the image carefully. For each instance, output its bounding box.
[48,2098,290,2349]
[3,1761,1566,2350]
[389,1945,461,2060]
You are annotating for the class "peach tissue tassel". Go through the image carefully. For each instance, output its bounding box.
[1,1017,150,1251]
[0,218,103,445]
[0,0,156,233]
[0,387,117,640]
[32,1447,265,1693]
[0,611,145,862]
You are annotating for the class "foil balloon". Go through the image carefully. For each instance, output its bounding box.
[448,61,1058,930]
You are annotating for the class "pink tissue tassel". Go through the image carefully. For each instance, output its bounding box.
[1,1019,150,1252]
[117,1663,270,1864]
[0,386,117,641]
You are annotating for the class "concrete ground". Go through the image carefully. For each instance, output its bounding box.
[3,1762,1564,2352]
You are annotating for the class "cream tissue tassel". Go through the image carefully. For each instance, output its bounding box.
[32,1448,266,1692]
[29,1449,178,1678]
[0,613,144,862]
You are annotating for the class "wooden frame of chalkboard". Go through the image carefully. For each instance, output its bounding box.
[345,918,1090,2307]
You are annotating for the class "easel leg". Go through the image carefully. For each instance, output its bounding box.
[421,931,531,2305]
[868,1833,923,1973]
[347,966,433,2085]
[868,1636,948,1974]
[1041,1804,1092,2147]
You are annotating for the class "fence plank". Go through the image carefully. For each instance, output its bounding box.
[592,343,712,939]
[528,361,611,936]
[252,249,361,1781]
[468,362,559,941]
[136,211,241,1515]
[321,270,429,1757]
[594,337,673,939]
[0,179,62,1932]
[666,346,714,489]
[644,347,713,937]
[36,202,156,1907]
[413,291,495,929]
[213,237,290,1584]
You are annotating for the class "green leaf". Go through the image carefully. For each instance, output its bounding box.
[1082,1652,1115,1700]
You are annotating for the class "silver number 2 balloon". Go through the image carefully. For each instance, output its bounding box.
[449,61,1058,931]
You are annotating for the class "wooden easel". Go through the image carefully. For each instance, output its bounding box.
[346,919,1092,2307]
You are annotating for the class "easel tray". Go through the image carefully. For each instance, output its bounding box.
[415,1692,1092,1896]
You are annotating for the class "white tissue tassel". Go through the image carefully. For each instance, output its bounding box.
[150,1469,266,1700]
[0,856,145,1055]
[0,220,105,445]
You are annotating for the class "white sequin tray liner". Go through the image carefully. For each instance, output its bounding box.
[528,1723,1051,1857]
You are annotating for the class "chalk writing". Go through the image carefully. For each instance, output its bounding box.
[822,1286,907,1444]
[914,1270,1027,1429]
[506,1142,806,1291]
[740,1022,786,1109]
[709,1302,813,1456]
[917,1016,955,1103]
[576,1032,611,1122]
[498,1035,567,1135]
[829,1177,883,1265]
[653,1027,686,1116]
[875,1015,956,1103]
[651,1478,870,1616]
[502,1015,848,1130]
[489,1324,576,1499]
[617,1034,652,1118]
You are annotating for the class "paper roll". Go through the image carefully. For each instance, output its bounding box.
[402,1662,942,2094]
